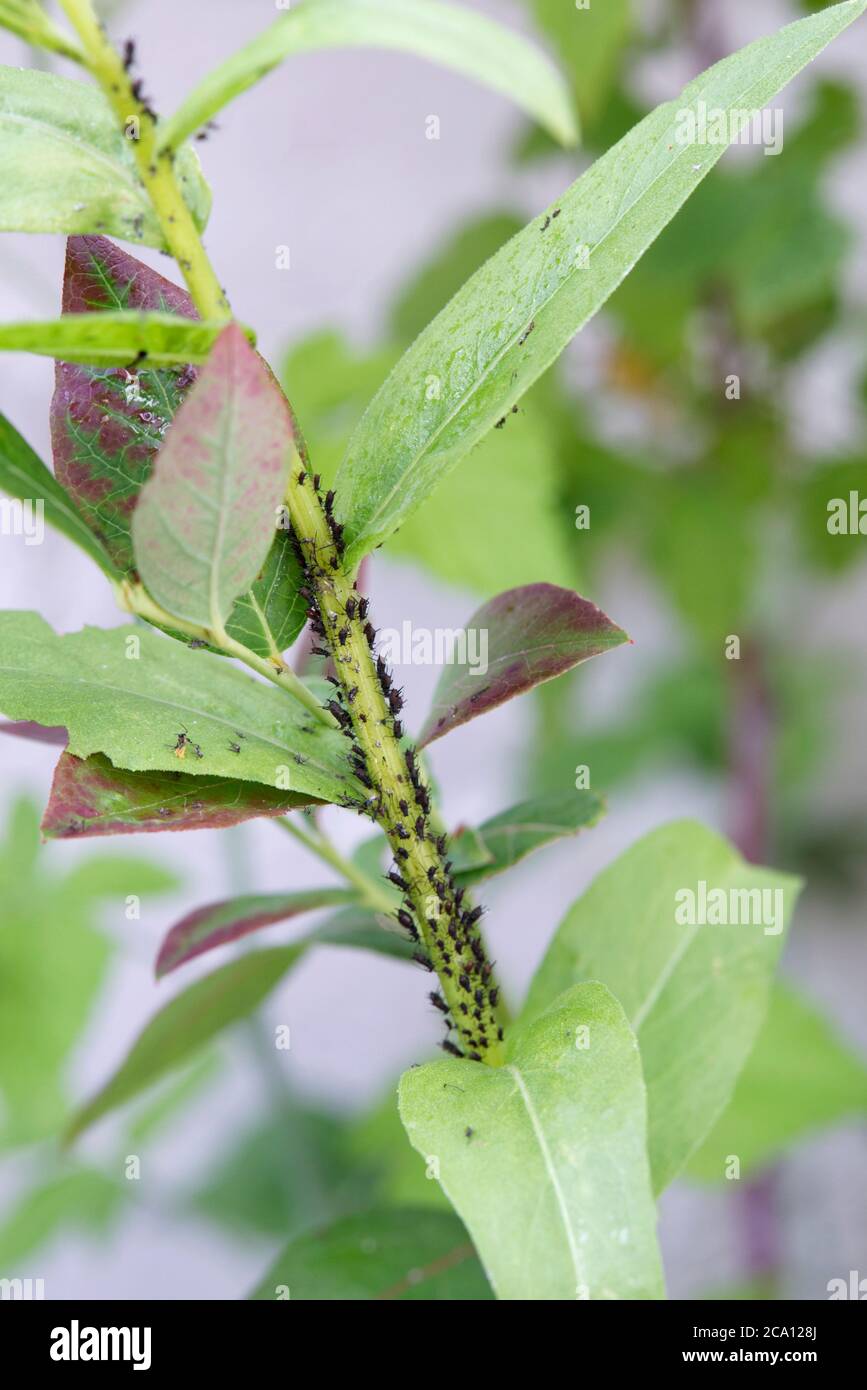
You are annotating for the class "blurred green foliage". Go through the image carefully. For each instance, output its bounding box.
[3,0,866,1300]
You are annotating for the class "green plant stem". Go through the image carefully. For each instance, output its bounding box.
[61,0,505,1063]
[58,0,230,323]
[277,815,394,912]
[284,475,507,1065]
[119,579,336,728]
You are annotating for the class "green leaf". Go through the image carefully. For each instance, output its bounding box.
[386,393,579,596]
[348,1093,452,1211]
[418,583,628,747]
[0,613,362,806]
[156,887,356,977]
[132,324,299,631]
[193,1108,368,1238]
[65,945,305,1143]
[0,409,119,579]
[0,797,171,1148]
[399,983,664,1301]
[250,1207,492,1301]
[526,0,631,127]
[335,0,867,565]
[161,0,577,155]
[799,457,867,574]
[280,328,578,597]
[686,982,867,1181]
[223,532,306,659]
[0,1170,121,1269]
[0,311,227,367]
[0,66,210,246]
[450,789,605,887]
[0,1,85,62]
[390,212,524,344]
[41,750,316,840]
[523,821,802,1193]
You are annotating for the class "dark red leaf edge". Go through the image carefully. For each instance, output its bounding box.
[155,888,356,977]
[41,750,322,839]
[418,582,630,747]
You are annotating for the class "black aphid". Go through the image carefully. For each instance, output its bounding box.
[429,992,449,1015]
[489,988,499,1007]
[413,951,434,973]
[344,597,357,620]
[397,909,415,933]
[364,622,376,645]
[327,699,350,728]
[459,972,471,992]
[358,597,370,620]
[464,905,483,926]
[388,870,410,893]
[324,489,335,515]
[442,1040,462,1058]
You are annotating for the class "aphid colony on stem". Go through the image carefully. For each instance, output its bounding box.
[285,467,505,1062]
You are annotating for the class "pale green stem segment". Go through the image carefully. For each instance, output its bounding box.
[277,815,394,912]
[119,580,336,728]
[284,475,507,1065]
[58,0,231,323]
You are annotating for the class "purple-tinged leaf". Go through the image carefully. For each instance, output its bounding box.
[50,236,198,573]
[0,719,67,745]
[132,322,298,631]
[418,582,629,747]
[48,237,305,654]
[156,887,355,977]
[41,751,321,840]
